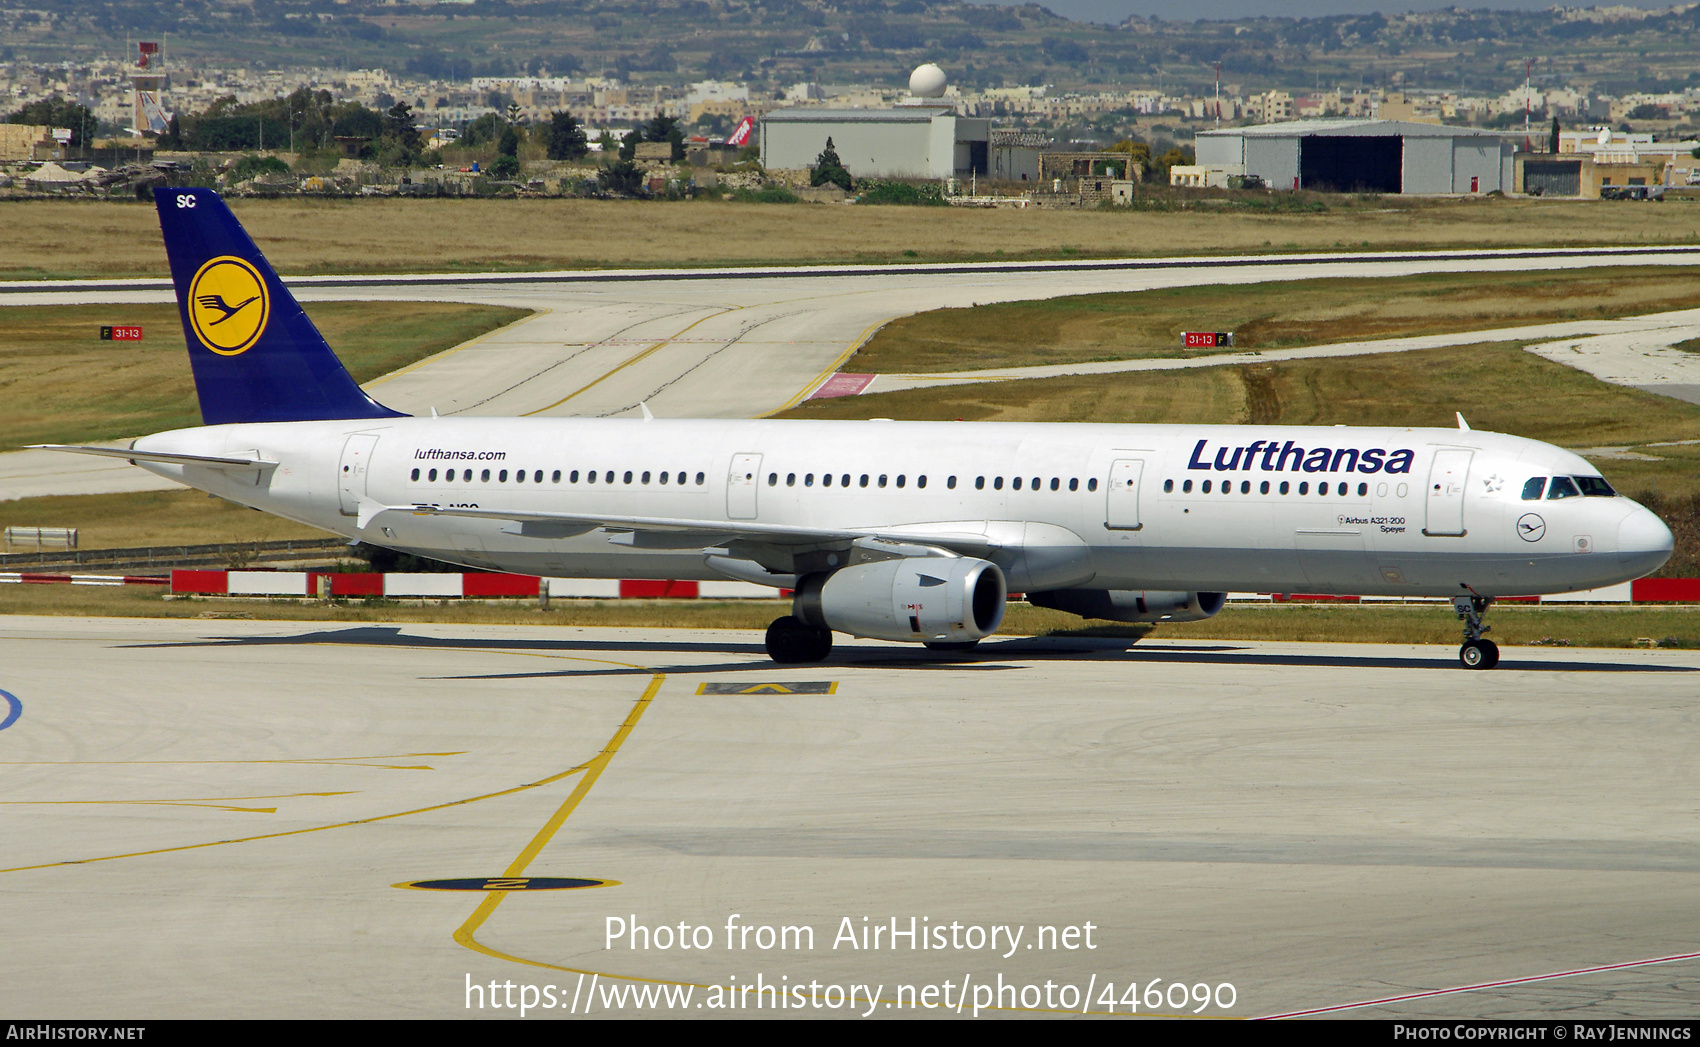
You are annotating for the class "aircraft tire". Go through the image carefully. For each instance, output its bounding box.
[766,616,832,663]
[1460,639,1499,670]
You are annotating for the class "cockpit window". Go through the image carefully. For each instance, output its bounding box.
[1521,477,1546,501]
[1546,476,1581,500]
[1574,476,1617,497]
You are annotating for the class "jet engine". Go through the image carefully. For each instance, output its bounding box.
[1027,589,1227,623]
[794,556,1006,643]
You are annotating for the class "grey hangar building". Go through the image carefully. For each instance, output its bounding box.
[759,106,994,181]
[1195,119,1516,194]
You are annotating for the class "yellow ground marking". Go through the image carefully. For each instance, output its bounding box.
[0,643,637,875]
[0,791,356,814]
[446,668,1214,1018]
[0,751,466,771]
[760,316,892,417]
[363,308,550,389]
[453,670,662,956]
[520,307,742,416]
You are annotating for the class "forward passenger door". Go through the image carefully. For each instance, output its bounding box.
[1105,458,1145,531]
[727,453,762,520]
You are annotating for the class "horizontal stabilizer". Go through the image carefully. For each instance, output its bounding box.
[33,444,278,470]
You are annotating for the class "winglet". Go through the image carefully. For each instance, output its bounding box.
[153,187,405,426]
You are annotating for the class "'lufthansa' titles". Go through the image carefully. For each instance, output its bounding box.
[1187,439,1414,475]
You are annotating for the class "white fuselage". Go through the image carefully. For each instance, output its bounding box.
[129,417,1672,598]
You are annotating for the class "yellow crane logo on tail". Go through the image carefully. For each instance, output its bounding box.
[187,255,269,355]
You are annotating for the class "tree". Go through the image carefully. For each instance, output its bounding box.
[810,137,853,191]
[489,153,521,180]
[600,157,645,196]
[497,124,520,158]
[547,111,588,161]
[1550,114,1561,154]
[384,101,421,154]
[619,127,642,162]
[6,96,94,147]
[462,113,506,148]
[1151,146,1194,184]
[644,113,685,161]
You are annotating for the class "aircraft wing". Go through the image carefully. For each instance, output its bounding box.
[33,444,279,471]
[393,505,998,554]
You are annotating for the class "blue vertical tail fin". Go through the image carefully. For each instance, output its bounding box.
[154,187,405,425]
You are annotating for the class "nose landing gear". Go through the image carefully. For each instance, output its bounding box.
[1453,595,1499,669]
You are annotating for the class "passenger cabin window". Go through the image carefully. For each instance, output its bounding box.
[1087,479,1098,492]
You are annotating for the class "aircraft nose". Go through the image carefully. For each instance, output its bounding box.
[1618,507,1674,579]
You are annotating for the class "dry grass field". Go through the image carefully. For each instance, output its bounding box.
[0,300,528,449]
[0,583,1694,648]
[5,195,1700,280]
[852,266,1700,373]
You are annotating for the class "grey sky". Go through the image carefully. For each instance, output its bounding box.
[986,1,1675,24]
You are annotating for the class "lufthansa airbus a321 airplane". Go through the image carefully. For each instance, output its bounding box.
[43,188,1674,668]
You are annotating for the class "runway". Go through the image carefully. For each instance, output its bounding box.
[4,615,1699,1019]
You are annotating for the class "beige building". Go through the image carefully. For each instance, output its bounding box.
[0,124,55,162]
[1517,152,1667,198]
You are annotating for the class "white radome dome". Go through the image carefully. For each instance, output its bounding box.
[909,63,947,98]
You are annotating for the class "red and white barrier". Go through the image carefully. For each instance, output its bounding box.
[168,570,781,599]
[1241,579,1698,604]
[1,572,167,586]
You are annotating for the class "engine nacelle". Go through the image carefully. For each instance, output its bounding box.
[795,557,1006,643]
[1027,589,1227,624]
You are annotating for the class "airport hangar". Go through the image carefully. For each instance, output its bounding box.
[1195,119,1516,194]
[759,105,995,180]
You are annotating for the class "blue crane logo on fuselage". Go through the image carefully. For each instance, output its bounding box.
[187,255,270,356]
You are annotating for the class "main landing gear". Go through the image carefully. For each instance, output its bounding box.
[765,615,833,664]
[1453,595,1499,670]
